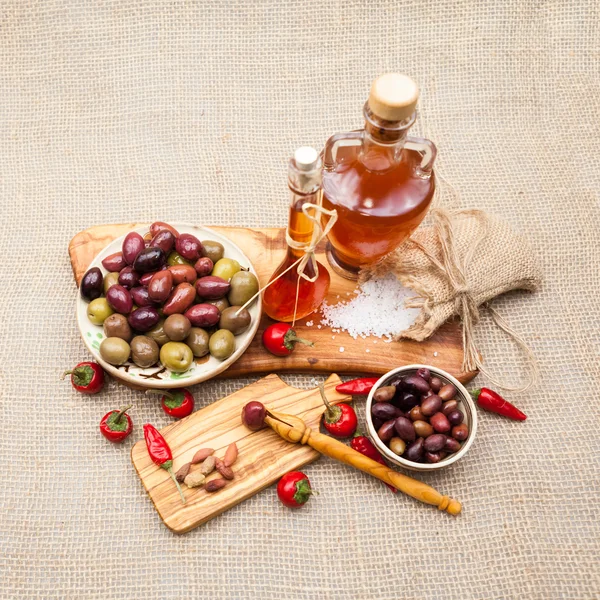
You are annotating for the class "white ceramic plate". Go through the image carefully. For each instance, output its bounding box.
[76,224,262,389]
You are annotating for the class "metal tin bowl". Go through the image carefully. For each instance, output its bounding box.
[365,364,477,471]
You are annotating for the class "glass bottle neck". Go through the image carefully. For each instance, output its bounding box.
[287,188,319,259]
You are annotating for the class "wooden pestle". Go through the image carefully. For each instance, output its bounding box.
[265,410,461,515]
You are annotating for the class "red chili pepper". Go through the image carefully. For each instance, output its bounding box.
[146,388,195,419]
[319,383,357,438]
[62,361,104,394]
[350,433,397,493]
[99,405,133,443]
[262,322,314,357]
[335,377,379,396]
[143,424,186,504]
[277,471,314,508]
[470,388,527,421]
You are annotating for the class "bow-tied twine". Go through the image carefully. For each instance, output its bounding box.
[237,202,338,326]
[408,208,538,393]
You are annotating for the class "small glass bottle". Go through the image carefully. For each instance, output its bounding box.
[322,73,437,279]
[263,147,331,322]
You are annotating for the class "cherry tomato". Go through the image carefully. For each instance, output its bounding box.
[62,361,104,394]
[277,471,313,509]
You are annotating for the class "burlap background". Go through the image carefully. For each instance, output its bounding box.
[1,2,598,598]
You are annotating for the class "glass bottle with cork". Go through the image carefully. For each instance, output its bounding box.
[263,146,336,323]
[321,73,437,279]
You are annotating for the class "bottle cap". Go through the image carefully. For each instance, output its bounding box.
[368,73,419,121]
[294,146,319,171]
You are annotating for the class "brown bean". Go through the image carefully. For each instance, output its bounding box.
[373,385,396,403]
[168,264,198,285]
[199,456,216,476]
[175,462,191,483]
[191,448,214,464]
[408,406,425,422]
[148,270,173,303]
[215,458,234,480]
[423,433,447,452]
[393,416,416,442]
[413,420,434,438]
[404,438,424,462]
[430,412,452,433]
[403,374,430,394]
[447,410,464,426]
[223,443,238,467]
[429,376,443,392]
[421,395,442,417]
[441,399,459,416]
[438,383,457,401]
[184,472,205,488]
[389,437,406,456]
[451,423,469,441]
[377,420,396,443]
[205,478,227,493]
[444,437,461,453]
[163,283,196,315]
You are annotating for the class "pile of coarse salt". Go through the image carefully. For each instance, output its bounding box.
[319,274,421,340]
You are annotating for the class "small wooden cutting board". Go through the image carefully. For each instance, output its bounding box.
[69,223,476,383]
[131,373,350,533]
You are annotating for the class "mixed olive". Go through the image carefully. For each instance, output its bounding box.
[371,368,470,464]
[80,222,258,372]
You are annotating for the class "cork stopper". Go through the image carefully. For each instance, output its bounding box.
[368,73,419,122]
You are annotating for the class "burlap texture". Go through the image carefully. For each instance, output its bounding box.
[1,2,598,599]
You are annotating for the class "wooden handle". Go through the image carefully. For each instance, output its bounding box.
[265,412,461,516]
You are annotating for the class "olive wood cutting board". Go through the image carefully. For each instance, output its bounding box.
[131,373,350,533]
[69,223,476,383]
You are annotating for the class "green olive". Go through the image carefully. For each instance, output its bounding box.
[103,271,120,294]
[227,271,259,306]
[163,314,191,342]
[103,313,132,341]
[219,306,252,335]
[201,240,225,263]
[160,341,194,373]
[130,335,159,368]
[167,251,193,267]
[88,297,114,325]
[206,297,230,312]
[100,337,131,365]
[209,329,236,360]
[211,258,241,282]
[146,319,170,346]
[185,327,210,357]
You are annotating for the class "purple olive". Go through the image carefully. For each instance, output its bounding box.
[404,374,431,394]
[122,232,145,265]
[127,306,161,332]
[441,399,459,416]
[372,416,384,431]
[395,391,420,411]
[80,267,103,301]
[242,401,267,431]
[423,433,447,452]
[404,438,424,462]
[130,286,155,307]
[106,285,133,315]
[444,437,462,453]
[176,233,203,261]
[393,416,416,443]
[424,451,446,464]
[430,412,452,433]
[150,230,176,255]
[421,394,443,417]
[184,303,220,327]
[102,251,126,272]
[147,270,173,303]
[371,403,401,422]
[447,410,464,426]
[430,376,443,392]
[133,247,166,274]
[451,423,469,441]
[388,375,405,389]
[377,420,396,443]
[416,367,431,381]
[118,266,140,289]
[139,271,157,286]
[438,383,458,401]
[194,257,214,277]
[195,276,230,300]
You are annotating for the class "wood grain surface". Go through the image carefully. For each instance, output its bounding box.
[69,223,475,382]
[130,374,351,533]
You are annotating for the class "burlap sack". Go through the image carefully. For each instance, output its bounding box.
[361,208,542,388]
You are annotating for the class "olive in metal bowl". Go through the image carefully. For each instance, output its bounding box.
[130,335,159,368]
[219,306,251,335]
[80,267,103,301]
[100,337,131,366]
[185,327,210,357]
[103,313,132,342]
